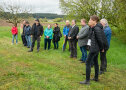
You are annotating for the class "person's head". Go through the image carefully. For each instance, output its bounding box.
[88,15,99,27]
[100,19,109,27]
[25,21,29,26]
[35,19,40,25]
[81,19,86,26]
[23,20,26,25]
[72,20,76,26]
[55,23,58,27]
[48,24,51,29]
[66,20,70,26]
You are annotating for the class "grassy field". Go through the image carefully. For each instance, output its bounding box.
[0,26,126,90]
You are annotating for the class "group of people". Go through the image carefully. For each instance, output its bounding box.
[11,15,112,85]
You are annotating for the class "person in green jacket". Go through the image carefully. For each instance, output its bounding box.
[44,25,53,50]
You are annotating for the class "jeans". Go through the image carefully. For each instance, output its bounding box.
[31,36,41,50]
[100,51,107,72]
[69,40,77,58]
[80,46,87,61]
[86,52,99,81]
[12,35,18,44]
[44,39,51,50]
[62,36,70,51]
[25,35,31,47]
[54,41,59,49]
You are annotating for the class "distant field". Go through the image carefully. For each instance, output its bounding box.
[0,26,126,90]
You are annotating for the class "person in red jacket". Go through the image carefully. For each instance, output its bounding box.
[11,24,18,45]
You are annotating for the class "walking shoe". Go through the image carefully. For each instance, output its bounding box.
[99,71,104,75]
[80,80,90,85]
[28,49,33,52]
[91,78,99,82]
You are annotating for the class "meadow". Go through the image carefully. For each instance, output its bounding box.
[0,25,126,90]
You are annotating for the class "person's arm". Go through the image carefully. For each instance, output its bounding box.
[63,27,66,35]
[48,29,53,38]
[78,27,89,39]
[94,27,104,51]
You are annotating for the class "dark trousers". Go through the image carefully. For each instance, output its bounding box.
[31,36,41,50]
[21,34,27,46]
[80,46,87,61]
[54,41,59,49]
[63,37,70,51]
[69,40,77,58]
[44,39,51,50]
[86,52,99,81]
[100,51,107,72]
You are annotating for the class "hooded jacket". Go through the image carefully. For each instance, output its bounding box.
[11,27,18,35]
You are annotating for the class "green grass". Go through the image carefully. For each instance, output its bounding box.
[0,26,126,90]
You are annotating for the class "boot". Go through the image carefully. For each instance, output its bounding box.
[80,80,90,85]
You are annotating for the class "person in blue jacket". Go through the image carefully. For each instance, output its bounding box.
[44,25,53,50]
[24,21,31,48]
[99,19,112,74]
[62,20,71,51]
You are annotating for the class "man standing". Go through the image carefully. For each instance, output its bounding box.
[80,15,104,85]
[21,20,27,46]
[28,19,43,52]
[68,20,79,59]
[99,19,112,74]
[77,19,89,63]
[62,20,71,51]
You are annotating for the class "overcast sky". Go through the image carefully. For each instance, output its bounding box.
[0,0,62,14]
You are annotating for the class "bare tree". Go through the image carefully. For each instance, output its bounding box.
[0,1,31,26]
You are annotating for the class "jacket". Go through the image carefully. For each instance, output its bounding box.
[89,24,104,53]
[104,26,112,47]
[77,25,89,47]
[63,25,71,36]
[68,25,79,41]
[31,23,43,37]
[11,27,18,35]
[24,25,31,36]
[44,28,53,39]
[53,26,61,42]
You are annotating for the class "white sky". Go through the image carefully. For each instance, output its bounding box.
[0,0,62,14]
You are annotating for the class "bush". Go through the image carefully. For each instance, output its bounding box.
[40,17,48,22]
[53,18,63,22]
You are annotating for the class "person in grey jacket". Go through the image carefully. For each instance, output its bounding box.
[77,19,89,63]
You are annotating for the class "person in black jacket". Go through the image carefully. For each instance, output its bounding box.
[68,20,79,59]
[28,19,43,52]
[53,23,61,49]
[21,20,27,46]
[80,15,104,85]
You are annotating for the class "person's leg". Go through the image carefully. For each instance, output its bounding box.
[70,41,73,58]
[28,36,31,48]
[56,41,59,49]
[73,40,77,58]
[104,51,107,71]
[93,53,99,80]
[31,37,36,51]
[80,47,83,61]
[63,37,67,51]
[83,46,87,61]
[12,35,14,44]
[48,39,51,50]
[15,35,18,44]
[44,39,47,50]
[100,52,105,72]
[54,41,56,49]
[25,35,28,46]
[37,37,41,50]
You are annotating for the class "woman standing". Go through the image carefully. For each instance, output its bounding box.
[53,23,61,49]
[44,25,53,50]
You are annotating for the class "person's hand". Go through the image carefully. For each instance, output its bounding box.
[40,36,42,38]
[31,35,32,37]
[64,35,66,38]
[77,36,79,39]
[101,49,104,52]
[46,36,49,39]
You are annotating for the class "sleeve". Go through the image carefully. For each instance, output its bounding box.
[49,29,53,37]
[44,29,47,37]
[94,27,104,51]
[31,25,34,35]
[63,27,66,35]
[78,27,89,39]
[40,26,44,36]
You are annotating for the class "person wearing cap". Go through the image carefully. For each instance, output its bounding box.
[24,21,32,48]
[28,19,44,52]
